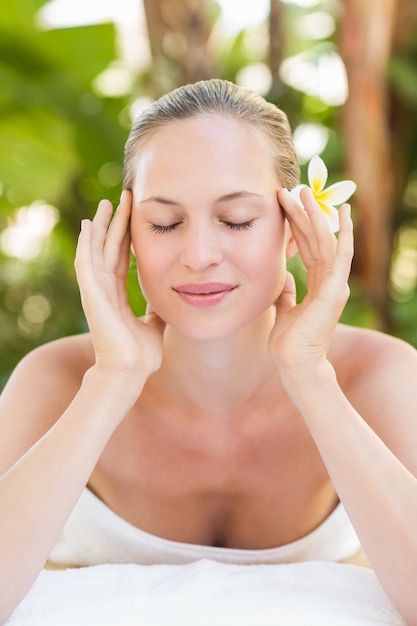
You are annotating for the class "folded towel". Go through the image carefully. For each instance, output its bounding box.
[6,560,405,626]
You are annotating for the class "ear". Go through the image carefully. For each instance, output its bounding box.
[284,222,298,260]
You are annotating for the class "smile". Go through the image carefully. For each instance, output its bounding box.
[173,283,237,308]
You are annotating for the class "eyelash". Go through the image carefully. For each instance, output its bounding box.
[225,220,255,231]
[149,220,255,234]
[150,223,181,234]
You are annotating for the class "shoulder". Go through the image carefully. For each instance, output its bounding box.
[331,323,417,378]
[331,324,417,470]
[1,333,95,422]
[0,334,95,474]
[12,333,95,387]
[0,334,94,423]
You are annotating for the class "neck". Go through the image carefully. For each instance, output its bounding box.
[149,307,280,415]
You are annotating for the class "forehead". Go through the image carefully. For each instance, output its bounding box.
[132,114,278,194]
[144,113,271,155]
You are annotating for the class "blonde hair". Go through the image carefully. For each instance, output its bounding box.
[123,79,300,190]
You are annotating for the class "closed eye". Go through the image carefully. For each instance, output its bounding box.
[222,219,256,231]
[149,219,256,234]
[149,222,182,234]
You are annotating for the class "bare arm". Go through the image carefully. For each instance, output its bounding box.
[0,364,143,624]
[0,192,165,623]
[284,354,417,626]
[274,188,417,626]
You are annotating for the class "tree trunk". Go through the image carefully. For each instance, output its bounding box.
[267,0,286,101]
[143,0,214,95]
[340,0,397,329]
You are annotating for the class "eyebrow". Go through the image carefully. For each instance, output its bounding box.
[139,190,265,206]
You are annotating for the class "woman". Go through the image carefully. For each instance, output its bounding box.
[0,79,416,625]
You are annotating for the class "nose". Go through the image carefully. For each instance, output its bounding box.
[180,220,224,272]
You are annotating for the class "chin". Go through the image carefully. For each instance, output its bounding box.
[164,305,276,343]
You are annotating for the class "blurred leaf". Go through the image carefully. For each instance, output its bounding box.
[40,23,117,88]
[0,110,77,208]
[0,0,48,34]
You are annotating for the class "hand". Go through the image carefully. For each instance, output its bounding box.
[74,191,165,383]
[269,186,353,376]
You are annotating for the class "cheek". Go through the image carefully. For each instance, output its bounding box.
[247,217,286,264]
[134,237,174,313]
[130,226,158,301]
[135,251,157,298]
[246,223,287,295]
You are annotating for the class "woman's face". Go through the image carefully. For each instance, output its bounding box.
[130,114,294,340]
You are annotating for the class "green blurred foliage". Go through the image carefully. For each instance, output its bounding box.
[1,0,417,391]
[0,0,146,388]
[387,36,417,345]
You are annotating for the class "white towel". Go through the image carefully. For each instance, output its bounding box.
[6,560,405,626]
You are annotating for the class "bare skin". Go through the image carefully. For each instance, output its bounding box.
[1,115,417,624]
[1,324,391,549]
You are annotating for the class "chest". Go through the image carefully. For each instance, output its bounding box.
[89,401,336,549]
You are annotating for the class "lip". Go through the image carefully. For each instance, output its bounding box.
[174,282,236,295]
[173,282,237,308]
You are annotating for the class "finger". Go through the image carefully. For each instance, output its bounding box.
[278,188,318,267]
[144,303,166,332]
[274,271,297,316]
[91,199,113,260]
[278,189,319,268]
[278,188,312,237]
[116,225,132,279]
[315,204,353,314]
[299,187,337,265]
[332,203,354,286]
[74,219,97,304]
[103,190,133,272]
[74,219,92,272]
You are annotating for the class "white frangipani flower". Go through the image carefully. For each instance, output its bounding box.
[290,155,356,232]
